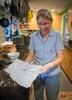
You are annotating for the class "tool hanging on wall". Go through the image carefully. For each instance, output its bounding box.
[0,15,9,28]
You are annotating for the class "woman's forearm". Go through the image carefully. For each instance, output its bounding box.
[25,50,34,63]
[52,51,64,67]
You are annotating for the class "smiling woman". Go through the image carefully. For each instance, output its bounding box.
[26,8,64,100]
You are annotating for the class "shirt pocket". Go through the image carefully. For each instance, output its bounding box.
[45,47,55,58]
[34,46,43,57]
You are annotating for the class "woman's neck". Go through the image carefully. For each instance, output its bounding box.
[40,30,50,38]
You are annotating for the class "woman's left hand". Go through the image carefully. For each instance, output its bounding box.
[38,63,54,74]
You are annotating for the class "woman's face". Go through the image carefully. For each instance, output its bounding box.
[37,17,52,36]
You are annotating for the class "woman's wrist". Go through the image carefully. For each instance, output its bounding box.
[49,62,54,68]
[45,62,54,69]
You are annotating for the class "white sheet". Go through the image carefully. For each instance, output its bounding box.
[4,59,43,88]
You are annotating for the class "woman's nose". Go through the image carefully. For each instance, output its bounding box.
[41,25,46,29]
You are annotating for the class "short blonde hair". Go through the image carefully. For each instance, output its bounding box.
[36,9,53,22]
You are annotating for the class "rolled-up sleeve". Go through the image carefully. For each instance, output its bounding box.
[28,35,34,50]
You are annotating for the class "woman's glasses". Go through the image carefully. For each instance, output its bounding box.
[37,22,49,26]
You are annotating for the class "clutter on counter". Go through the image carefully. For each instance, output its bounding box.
[0,41,16,53]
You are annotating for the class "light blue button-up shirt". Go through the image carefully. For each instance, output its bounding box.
[29,29,64,77]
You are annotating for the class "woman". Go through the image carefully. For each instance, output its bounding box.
[26,9,64,100]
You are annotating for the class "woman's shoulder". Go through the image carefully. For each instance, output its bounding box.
[52,29,61,37]
[52,29,61,34]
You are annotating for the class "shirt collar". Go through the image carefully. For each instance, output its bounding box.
[48,29,54,36]
[37,29,54,38]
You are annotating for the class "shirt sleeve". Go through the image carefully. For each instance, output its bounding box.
[55,32,64,51]
[28,35,34,50]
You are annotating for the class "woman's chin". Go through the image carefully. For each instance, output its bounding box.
[41,31,48,35]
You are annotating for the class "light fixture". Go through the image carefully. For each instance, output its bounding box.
[51,9,55,12]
